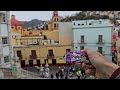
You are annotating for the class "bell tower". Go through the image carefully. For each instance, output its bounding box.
[51,11,60,30]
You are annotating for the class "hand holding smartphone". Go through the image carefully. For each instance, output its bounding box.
[64,51,91,65]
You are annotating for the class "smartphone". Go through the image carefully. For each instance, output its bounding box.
[64,52,91,65]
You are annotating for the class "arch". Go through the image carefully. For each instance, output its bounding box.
[57,18,59,21]
[54,23,56,28]
[54,18,56,22]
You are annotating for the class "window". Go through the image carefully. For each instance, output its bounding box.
[57,18,58,21]
[54,18,56,22]
[31,50,36,56]
[98,47,103,54]
[98,35,103,43]
[56,13,58,16]
[66,49,71,53]
[82,24,84,25]
[43,35,47,40]
[54,24,56,28]
[17,50,22,57]
[89,23,92,25]
[2,37,8,44]
[80,46,84,50]
[17,26,21,30]
[48,50,53,56]
[1,13,6,22]
[78,24,80,26]
[81,35,85,43]
[4,56,9,63]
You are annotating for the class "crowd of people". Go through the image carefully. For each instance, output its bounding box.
[50,65,95,79]
[43,48,120,79]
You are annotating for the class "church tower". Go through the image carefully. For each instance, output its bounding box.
[51,11,60,30]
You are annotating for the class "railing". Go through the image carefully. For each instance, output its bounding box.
[0,68,13,79]
[20,69,40,79]
[0,68,42,79]
[30,55,37,59]
[47,54,54,59]
[96,40,105,44]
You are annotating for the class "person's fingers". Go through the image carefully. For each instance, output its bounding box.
[81,48,92,54]
[82,63,86,69]
[85,69,96,75]
[85,65,95,69]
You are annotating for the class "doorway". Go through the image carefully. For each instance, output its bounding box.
[29,60,33,67]
[52,59,56,65]
[21,60,25,68]
[37,60,40,66]
[44,59,48,65]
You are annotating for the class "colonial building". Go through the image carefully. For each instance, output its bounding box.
[11,15,23,35]
[11,11,72,67]
[0,11,13,68]
[14,45,72,68]
[72,20,113,60]
[11,11,61,36]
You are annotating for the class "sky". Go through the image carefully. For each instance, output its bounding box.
[10,11,81,21]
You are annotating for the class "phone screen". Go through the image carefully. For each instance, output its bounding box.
[64,52,90,64]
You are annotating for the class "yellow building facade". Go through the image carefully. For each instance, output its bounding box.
[13,45,73,67]
[11,11,73,68]
[116,37,120,65]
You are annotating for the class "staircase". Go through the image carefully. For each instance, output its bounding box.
[0,68,44,79]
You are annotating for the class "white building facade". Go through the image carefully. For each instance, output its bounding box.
[72,20,113,60]
[0,11,13,68]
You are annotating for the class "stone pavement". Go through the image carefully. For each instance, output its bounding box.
[23,66,78,79]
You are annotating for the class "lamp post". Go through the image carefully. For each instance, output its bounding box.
[12,50,21,78]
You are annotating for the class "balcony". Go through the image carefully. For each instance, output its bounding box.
[30,55,37,59]
[47,54,54,59]
[96,40,104,44]
[79,41,86,44]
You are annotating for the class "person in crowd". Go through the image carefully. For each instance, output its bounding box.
[51,74,54,79]
[56,72,59,79]
[76,69,82,79]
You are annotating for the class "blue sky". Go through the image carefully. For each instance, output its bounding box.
[10,11,80,21]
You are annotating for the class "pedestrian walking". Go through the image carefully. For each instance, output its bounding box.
[51,74,54,79]
[60,73,64,79]
[56,72,59,79]
[76,69,82,79]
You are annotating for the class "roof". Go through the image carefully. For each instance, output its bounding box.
[11,18,23,27]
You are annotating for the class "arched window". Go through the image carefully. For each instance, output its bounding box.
[54,24,56,28]
[57,18,59,21]
[54,18,56,22]
[56,13,58,16]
